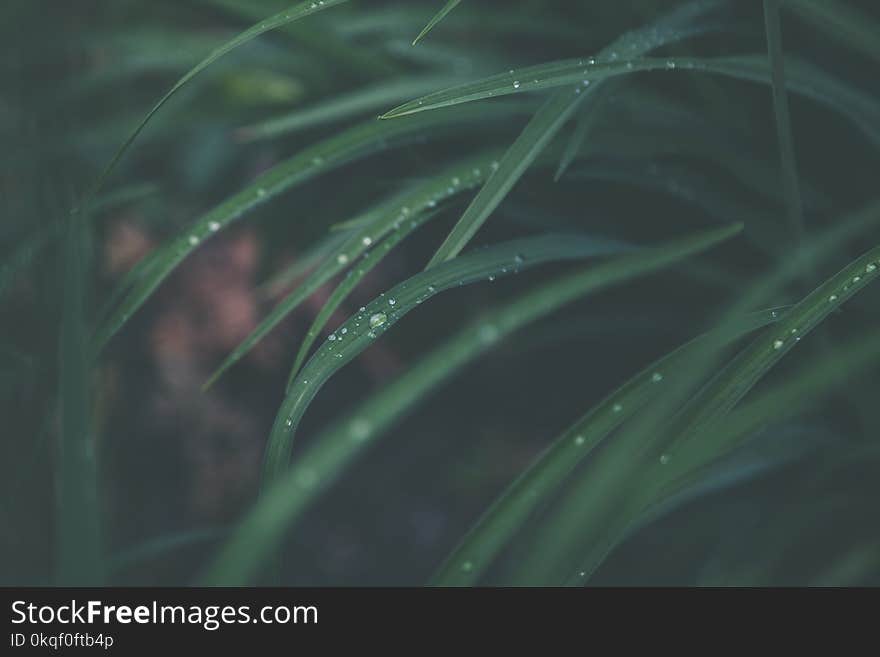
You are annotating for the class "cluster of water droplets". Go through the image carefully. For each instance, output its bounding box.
[771,258,880,352]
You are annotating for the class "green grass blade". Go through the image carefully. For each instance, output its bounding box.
[379,56,880,146]
[287,209,442,382]
[200,223,741,585]
[412,0,463,46]
[763,0,805,244]
[425,89,587,267]
[262,233,657,487]
[57,212,102,585]
[503,201,880,585]
[202,150,504,389]
[421,0,727,265]
[85,0,350,201]
[670,244,880,447]
[433,308,774,585]
[93,105,529,353]
[236,75,462,141]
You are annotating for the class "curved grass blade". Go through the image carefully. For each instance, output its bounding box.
[287,209,441,384]
[560,330,880,587]
[236,75,462,141]
[669,244,880,449]
[85,0,351,201]
[203,150,504,388]
[425,89,587,267]
[763,0,805,248]
[515,219,880,585]
[93,104,529,353]
[421,0,728,266]
[380,56,880,146]
[57,211,102,585]
[262,233,657,487]
[433,306,776,585]
[200,224,742,585]
[412,0,463,46]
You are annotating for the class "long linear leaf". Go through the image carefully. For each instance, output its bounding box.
[763,0,806,245]
[57,211,102,585]
[379,56,880,146]
[200,223,742,585]
[86,0,350,200]
[261,232,679,487]
[203,149,505,388]
[425,89,587,267]
[432,305,777,585]
[236,75,462,141]
[499,200,880,584]
[412,0,463,46]
[94,104,530,352]
[287,209,442,383]
[420,0,727,265]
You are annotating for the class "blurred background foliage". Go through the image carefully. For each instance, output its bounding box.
[1,0,879,586]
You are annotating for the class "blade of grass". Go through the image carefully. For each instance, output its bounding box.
[420,0,728,266]
[763,0,805,249]
[412,0,463,46]
[515,221,880,585]
[379,56,880,146]
[202,149,505,389]
[93,103,530,353]
[432,306,778,585]
[262,232,685,488]
[235,75,462,141]
[57,209,102,585]
[200,223,743,585]
[287,208,442,384]
[84,0,351,202]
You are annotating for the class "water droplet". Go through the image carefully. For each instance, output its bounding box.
[867,263,877,274]
[311,156,324,166]
[359,306,366,312]
[461,561,473,572]
[853,276,862,283]
[362,236,373,246]
[574,435,586,446]
[659,453,670,465]
[612,403,623,413]
[257,188,267,197]
[582,79,591,87]
[369,312,387,329]
[328,333,336,341]
[829,294,838,302]
[188,235,199,246]
[341,328,348,335]
[388,298,396,306]
[427,285,436,293]
[513,80,521,89]
[209,221,221,232]
[488,275,495,282]
[651,372,663,383]
[773,339,784,350]
[337,253,349,265]
[452,176,460,186]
